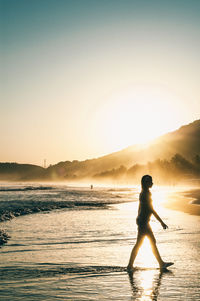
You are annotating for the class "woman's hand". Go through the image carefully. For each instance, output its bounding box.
[161,222,168,229]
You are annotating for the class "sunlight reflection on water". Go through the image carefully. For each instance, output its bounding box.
[128,268,167,301]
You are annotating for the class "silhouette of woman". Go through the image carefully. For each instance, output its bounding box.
[127,175,173,270]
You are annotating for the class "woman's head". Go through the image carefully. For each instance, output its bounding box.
[141,175,153,190]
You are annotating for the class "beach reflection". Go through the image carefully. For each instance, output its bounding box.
[127,268,171,300]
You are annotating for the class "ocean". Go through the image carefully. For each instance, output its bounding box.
[0,183,199,300]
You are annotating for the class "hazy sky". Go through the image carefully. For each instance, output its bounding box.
[1,0,200,165]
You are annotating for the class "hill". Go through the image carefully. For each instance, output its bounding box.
[0,119,200,183]
[0,163,45,181]
[46,119,200,181]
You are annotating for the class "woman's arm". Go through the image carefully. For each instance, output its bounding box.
[151,208,168,229]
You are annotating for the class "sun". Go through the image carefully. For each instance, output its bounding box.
[95,85,180,152]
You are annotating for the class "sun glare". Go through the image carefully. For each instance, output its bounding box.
[95,86,181,151]
[136,237,157,268]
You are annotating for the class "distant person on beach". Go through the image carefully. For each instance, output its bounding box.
[127,175,173,270]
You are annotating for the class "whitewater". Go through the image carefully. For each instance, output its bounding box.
[0,183,199,300]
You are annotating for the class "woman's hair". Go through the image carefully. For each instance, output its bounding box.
[141,175,152,189]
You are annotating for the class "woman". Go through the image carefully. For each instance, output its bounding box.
[127,175,173,270]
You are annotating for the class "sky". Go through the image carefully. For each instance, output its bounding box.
[1,0,200,166]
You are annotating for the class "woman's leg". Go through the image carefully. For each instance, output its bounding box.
[146,227,164,267]
[127,231,145,268]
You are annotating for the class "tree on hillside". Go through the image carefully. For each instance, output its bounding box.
[170,153,194,172]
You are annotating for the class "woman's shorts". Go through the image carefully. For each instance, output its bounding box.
[137,223,156,243]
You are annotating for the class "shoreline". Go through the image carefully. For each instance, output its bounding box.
[163,189,200,216]
[0,200,110,247]
[1,186,200,247]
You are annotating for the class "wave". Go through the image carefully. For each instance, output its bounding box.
[2,237,133,250]
[0,186,54,192]
[0,196,123,247]
[0,199,112,223]
[0,265,127,280]
[0,185,133,246]
[0,264,163,281]
[0,186,129,224]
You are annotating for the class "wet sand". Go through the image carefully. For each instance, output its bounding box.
[164,188,200,216]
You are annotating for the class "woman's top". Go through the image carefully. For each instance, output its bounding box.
[136,190,153,227]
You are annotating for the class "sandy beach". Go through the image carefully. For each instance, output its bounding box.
[163,188,200,216]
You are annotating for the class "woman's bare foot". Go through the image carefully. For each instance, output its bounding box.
[127,265,134,271]
[160,262,174,270]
